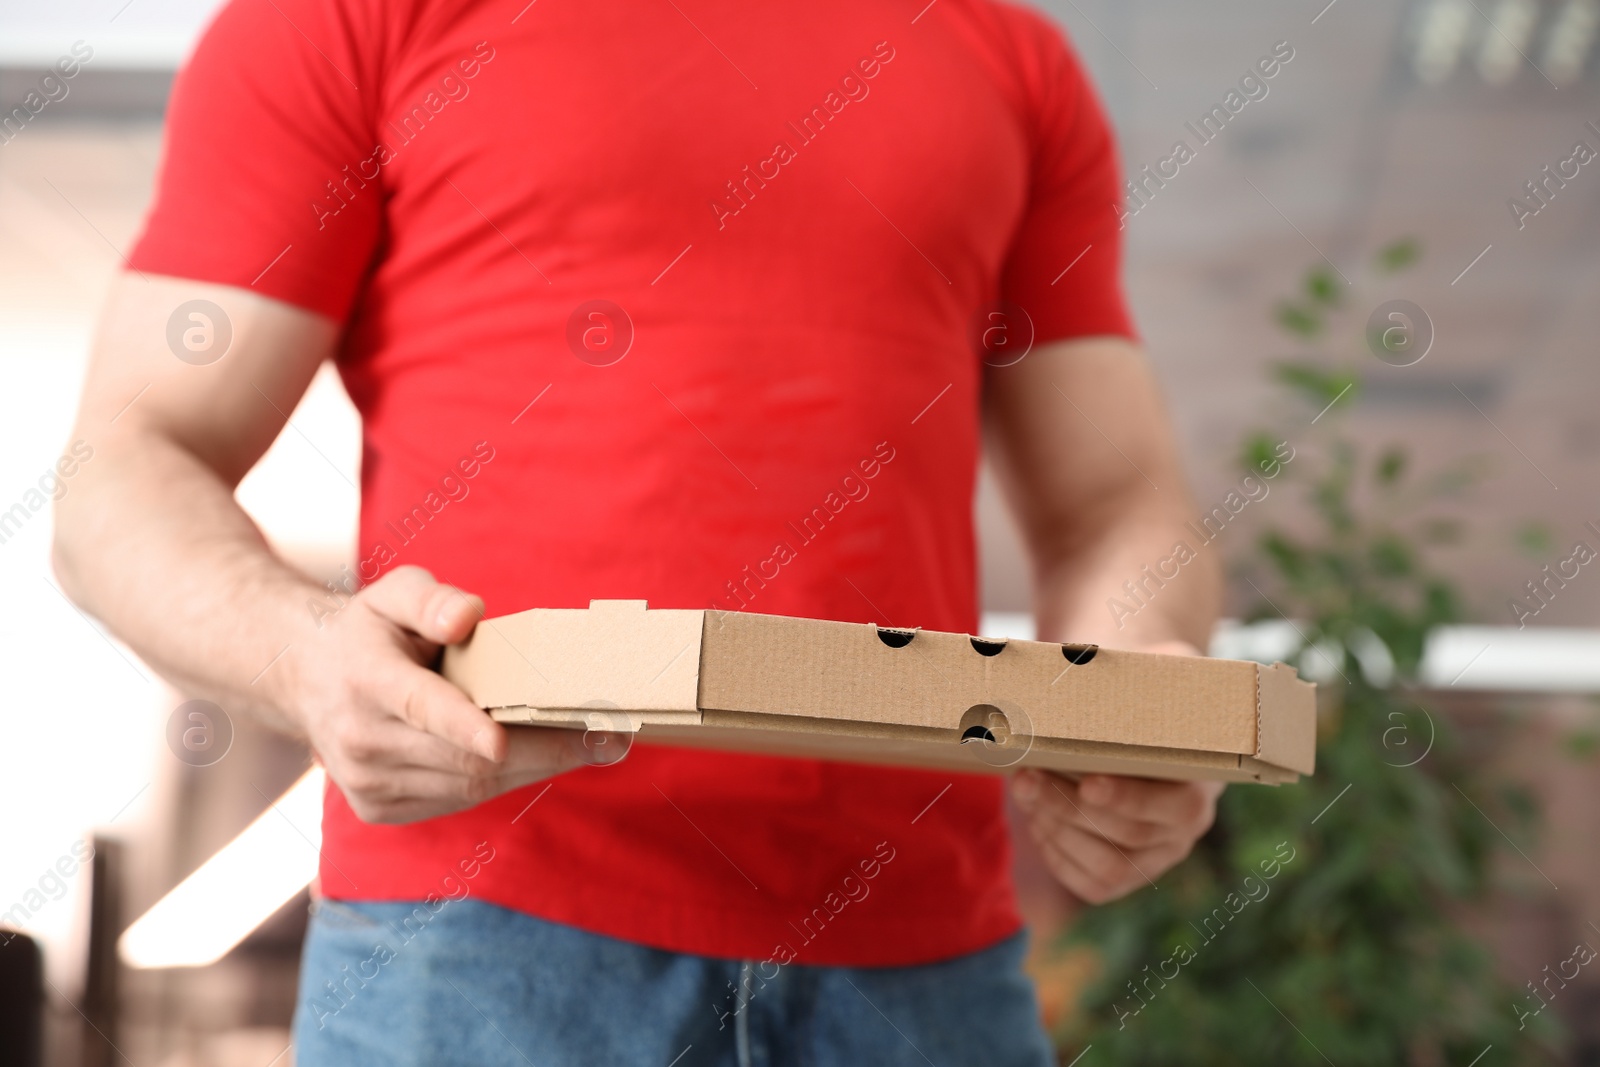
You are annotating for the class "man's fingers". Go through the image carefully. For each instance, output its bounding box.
[359,717,504,777]
[339,767,515,824]
[1015,782,1133,878]
[377,661,506,763]
[338,729,606,824]
[359,564,485,645]
[375,684,618,776]
[1074,773,1219,831]
[1011,768,1220,902]
[291,564,617,826]
[503,724,629,770]
[1033,821,1149,905]
[1034,834,1105,903]
[1014,771,1180,850]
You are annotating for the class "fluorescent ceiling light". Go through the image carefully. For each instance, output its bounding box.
[1419,625,1600,691]
[119,769,323,970]
[1414,0,1475,84]
[1543,0,1599,83]
[0,31,199,70]
[1477,0,1541,84]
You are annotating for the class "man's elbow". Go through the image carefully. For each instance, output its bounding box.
[48,432,113,608]
[51,483,93,607]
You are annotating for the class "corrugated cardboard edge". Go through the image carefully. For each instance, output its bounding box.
[662,708,1263,781]
[1254,661,1317,775]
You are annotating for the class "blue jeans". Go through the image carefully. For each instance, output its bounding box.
[292,898,1054,1066]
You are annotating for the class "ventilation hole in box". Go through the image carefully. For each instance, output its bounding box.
[969,637,1007,657]
[1061,643,1099,665]
[958,704,1010,746]
[876,627,917,648]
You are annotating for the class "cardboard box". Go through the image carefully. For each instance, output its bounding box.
[442,600,1316,784]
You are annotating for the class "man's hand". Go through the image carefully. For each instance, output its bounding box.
[279,565,615,824]
[1008,637,1224,905]
[1010,768,1223,905]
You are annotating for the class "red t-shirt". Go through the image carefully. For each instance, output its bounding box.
[130,0,1133,965]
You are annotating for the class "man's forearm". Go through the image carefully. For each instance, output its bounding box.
[1031,491,1222,652]
[53,428,324,734]
[980,337,1222,655]
[55,275,576,823]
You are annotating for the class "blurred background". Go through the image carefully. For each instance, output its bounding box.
[1,0,1597,1063]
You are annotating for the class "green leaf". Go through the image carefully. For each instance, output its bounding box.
[1376,448,1406,485]
[1376,237,1421,273]
[1499,783,1539,827]
[1275,301,1323,338]
[1561,730,1600,760]
[1305,265,1342,307]
[1260,530,1308,583]
[1242,433,1287,479]
[1370,536,1413,577]
[1274,362,1358,411]
[1514,522,1552,558]
[1420,579,1463,626]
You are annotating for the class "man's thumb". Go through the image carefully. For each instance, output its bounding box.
[359,565,484,645]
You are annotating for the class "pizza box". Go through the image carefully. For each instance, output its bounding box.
[441,600,1316,784]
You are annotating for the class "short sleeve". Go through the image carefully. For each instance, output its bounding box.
[998,10,1137,344]
[127,0,384,322]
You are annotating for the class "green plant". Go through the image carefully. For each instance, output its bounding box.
[1054,244,1559,1066]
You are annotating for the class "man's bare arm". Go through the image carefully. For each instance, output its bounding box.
[982,335,1221,650]
[54,273,597,823]
[984,335,1224,905]
[55,274,338,730]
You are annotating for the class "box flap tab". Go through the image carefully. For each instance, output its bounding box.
[442,601,703,714]
[1255,661,1317,775]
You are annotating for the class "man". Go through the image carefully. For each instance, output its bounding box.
[54,0,1223,1062]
